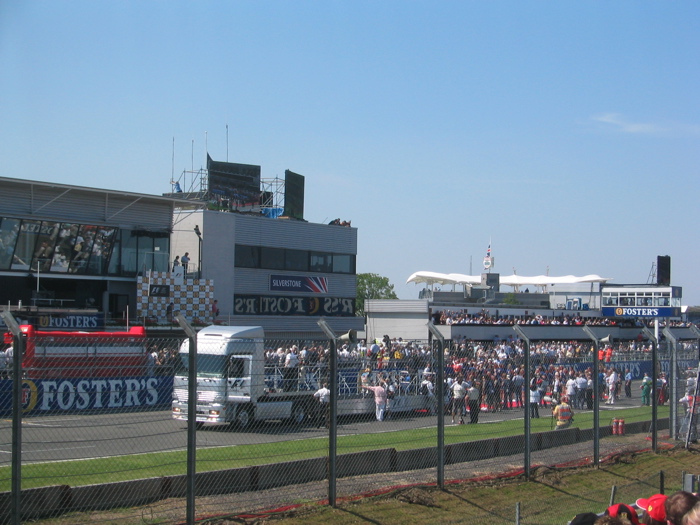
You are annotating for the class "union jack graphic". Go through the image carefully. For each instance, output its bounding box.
[305,277,329,294]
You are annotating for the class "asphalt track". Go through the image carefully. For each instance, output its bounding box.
[0,393,644,465]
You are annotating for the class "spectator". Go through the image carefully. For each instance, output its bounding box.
[553,395,574,430]
[666,491,699,525]
[362,381,388,421]
[451,377,467,424]
[682,501,700,525]
[605,503,640,524]
[635,493,666,525]
[529,383,540,418]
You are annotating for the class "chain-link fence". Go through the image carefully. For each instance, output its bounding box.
[0,321,697,524]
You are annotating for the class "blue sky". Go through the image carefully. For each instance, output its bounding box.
[1,2,699,304]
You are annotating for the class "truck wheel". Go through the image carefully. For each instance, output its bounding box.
[291,402,306,425]
[236,406,253,429]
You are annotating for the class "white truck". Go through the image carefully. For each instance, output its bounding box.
[171,325,429,429]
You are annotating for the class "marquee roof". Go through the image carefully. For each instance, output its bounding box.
[406,271,612,289]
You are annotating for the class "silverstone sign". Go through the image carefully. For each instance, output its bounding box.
[269,275,329,293]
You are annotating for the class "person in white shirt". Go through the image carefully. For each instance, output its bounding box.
[606,369,619,405]
[313,383,331,428]
[451,379,467,424]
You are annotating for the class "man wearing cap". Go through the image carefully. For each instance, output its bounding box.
[635,493,666,525]
[553,395,574,430]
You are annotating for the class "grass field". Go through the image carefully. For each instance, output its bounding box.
[205,445,700,525]
[0,405,666,491]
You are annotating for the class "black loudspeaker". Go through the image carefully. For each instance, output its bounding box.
[657,255,671,286]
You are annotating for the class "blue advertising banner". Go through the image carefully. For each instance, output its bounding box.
[0,375,173,417]
[601,306,681,318]
[30,313,106,330]
[269,275,329,293]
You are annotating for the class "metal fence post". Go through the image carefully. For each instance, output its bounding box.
[642,327,659,452]
[174,313,197,525]
[583,326,606,468]
[1,310,22,525]
[512,325,531,480]
[427,322,445,489]
[318,318,338,508]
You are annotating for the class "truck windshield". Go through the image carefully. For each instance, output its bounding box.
[178,353,227,378]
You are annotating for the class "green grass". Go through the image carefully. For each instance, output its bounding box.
[0,405,668,491]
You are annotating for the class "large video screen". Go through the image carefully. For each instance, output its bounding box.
[207,155,261,210]
[284,169,305,221]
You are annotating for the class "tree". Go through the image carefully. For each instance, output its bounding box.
[356,273,398,317]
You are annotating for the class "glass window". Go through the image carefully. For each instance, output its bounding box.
[285,249,308,271]
[234,245,259,268]
[333,254,355,274]
[121,230,138,275]
[88,226,117,275]
[152,238,170,273]
[51,223,80,273]
[11,220,41,270]
[310,252,332,273]
[107,230,123,275]
[30,222,60,273]
[604,295,618,306]
[0,218,21,270]
[69,225,96,274]
[260,247,285,270]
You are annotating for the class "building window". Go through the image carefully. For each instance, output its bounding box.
[260,247,285,270]
[235,245,259,268]
[235,244,355,275]
[285,249,309,271]
[310,252,332,273]
[332,254,355,274]
[11,220,41,271]
[0,218,21,270]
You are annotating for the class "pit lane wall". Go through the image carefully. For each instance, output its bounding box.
[0,417,668,523]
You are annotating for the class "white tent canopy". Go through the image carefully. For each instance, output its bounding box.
[406,271,612,290]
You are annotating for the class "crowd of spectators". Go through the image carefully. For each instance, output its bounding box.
[437,309,696,328]
[570,489,700,524]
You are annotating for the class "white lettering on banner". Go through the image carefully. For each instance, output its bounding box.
[614,307,660,317]
[234,297,257,314]
[124,379,141,407]
[57,381,75,410]
[109,380,123,407]
[93,380,107,408]
[260,296,304,314]
[272,279,302,288]
[76,380,90,409]
[40,381,57,410]
[48,316,99,329]
[34,378,162,411]
[145,378,158,405]
[323,297,354,315]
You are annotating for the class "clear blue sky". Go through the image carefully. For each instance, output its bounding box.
[1,2,699,304]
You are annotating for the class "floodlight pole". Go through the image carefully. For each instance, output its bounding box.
[583,325,603,467]
[1,310,23,525]
[513,325,531,479]
[317,317,338,507]
[427,322,445,489]
[642,326,658,452]
[175,313,197,525]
